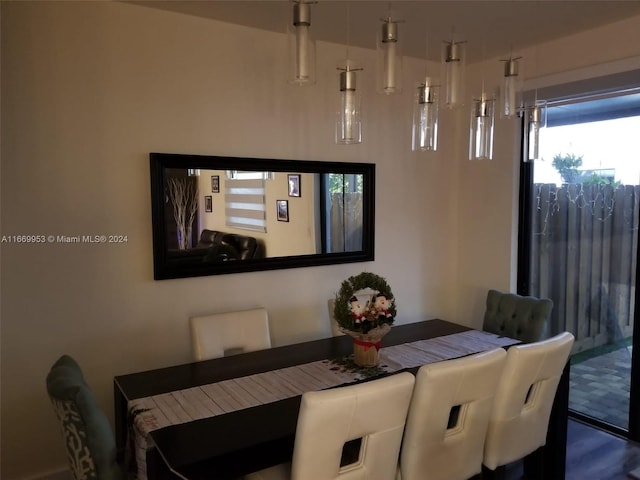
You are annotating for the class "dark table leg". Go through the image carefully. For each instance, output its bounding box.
[147,447,183,480]
[114,380,128,465]
[523,361,570,479]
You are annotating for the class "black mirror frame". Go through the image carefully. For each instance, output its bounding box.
[150,152,376,280]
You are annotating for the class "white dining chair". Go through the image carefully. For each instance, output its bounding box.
[327,299,345,337]
[245,371,416,480]
[189,307,271,361]
[483,331,574,473]
[397,348,507,480]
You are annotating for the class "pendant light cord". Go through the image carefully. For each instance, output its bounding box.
[345,2,350,61]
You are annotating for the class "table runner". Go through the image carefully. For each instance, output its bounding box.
[129,330,518,480]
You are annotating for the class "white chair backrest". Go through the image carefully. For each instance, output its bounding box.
[398,348,507,480]
[290,372,415,480]
[483,331,574,470]
[189,308,271,361]
[328,299,345,337]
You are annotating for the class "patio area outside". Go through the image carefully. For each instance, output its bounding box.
[569,342,632,429]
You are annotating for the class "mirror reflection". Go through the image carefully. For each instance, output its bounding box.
[150,154,375,279]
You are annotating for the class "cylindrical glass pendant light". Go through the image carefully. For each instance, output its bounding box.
[525,100,547,161]
[376,16,402,94]
[441,38,466,108]
[500,56,522,118]
[287,0,316,85]
[412,77,439,152]
[469,92,496,160]
[336,62,362,145]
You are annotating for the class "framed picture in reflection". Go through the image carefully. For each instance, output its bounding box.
[205,196,212,213]
[211,175,220,193]
[288,174,300,197]
[276,200,289,222]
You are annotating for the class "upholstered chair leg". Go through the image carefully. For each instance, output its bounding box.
[482,464,508,480]
[522,446,546,479]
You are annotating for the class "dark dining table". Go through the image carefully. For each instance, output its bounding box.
[113,319,569,480]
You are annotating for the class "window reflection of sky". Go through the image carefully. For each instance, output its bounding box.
[535,115,640,186]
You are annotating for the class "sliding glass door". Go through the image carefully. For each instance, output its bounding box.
[520,88,640,437]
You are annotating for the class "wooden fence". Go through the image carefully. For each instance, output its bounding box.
[530,183,639,353]
[329,193,363,253]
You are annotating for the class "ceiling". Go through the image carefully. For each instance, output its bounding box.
[131,1,640,63]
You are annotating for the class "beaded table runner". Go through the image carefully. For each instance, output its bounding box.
[129,329,518,479]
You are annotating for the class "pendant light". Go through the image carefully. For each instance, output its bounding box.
[469,89,496,160]
[376,12,403,94]
[336,3,362,145]
[525,100,547,161]
[336,61,363,144]
[500,55,523,118]
[523,35,546,162]
[441,34,466,108]
[469,30,495,160]
[412,32,439,153]
[412,77,439,152]
[287,0,316,85]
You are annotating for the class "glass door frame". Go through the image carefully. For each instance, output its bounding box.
[516,95,640,441]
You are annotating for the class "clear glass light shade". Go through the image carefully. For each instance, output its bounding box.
[376,19,402,94]
[441,40,466,108]
[501,57,522,118]
[525,101,547,161]
[412,80,439,152]
[287,1,316,85]
[469,94,495,160]
[336,67,362,145]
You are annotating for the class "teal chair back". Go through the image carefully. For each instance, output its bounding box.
[483,289,553,343]
[46,355,124,480]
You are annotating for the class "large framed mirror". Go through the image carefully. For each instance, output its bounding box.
[150,153,375,279]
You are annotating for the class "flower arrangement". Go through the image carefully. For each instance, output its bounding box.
[333,272,396,335]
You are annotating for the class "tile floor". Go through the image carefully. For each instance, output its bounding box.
[570,346,632,429]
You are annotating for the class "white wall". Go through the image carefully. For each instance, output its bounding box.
[0,2,455,478]
[263,172,317,257]
[3,2,639,478]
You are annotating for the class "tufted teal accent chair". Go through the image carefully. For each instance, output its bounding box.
[46,355,124,480]
[483,289,553,343]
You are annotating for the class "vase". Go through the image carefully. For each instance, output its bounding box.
[343,324,391,367]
